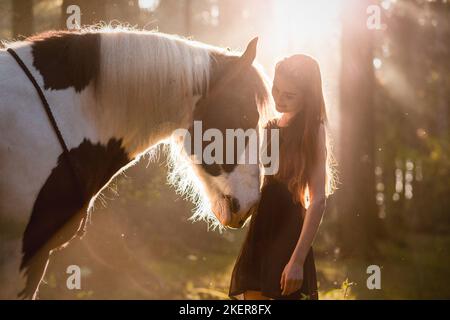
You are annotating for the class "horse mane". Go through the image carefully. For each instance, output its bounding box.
[92,27,216,153]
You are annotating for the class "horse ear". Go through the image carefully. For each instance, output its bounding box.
[240,37,258,65]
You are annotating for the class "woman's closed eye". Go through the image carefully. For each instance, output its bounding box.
[284,94,295,100]
[282,93,296,100]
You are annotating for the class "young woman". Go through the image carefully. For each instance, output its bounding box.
[229,54,337,300]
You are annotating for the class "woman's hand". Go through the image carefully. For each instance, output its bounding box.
[280,259,304,296]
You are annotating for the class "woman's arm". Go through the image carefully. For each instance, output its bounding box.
[281,123,327,295]
[291,123,327,265]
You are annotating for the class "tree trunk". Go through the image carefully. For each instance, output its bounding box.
[338,0,379,258]
[12,0,33,39]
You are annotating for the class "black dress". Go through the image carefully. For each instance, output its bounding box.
[228,120,318,300]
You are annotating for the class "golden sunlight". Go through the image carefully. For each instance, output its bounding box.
[261,0,343,133]
[139,0,160,11]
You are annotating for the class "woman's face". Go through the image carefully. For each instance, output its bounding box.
[272,72,303,114]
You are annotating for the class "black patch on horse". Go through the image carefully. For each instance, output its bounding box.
[189,52,261,176]
[30,31,100,93]
[19,138,130,299]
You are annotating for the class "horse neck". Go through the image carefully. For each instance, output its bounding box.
[89,31,211,158]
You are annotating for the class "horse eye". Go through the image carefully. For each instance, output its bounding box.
[221,163,237,173]
[201,163,222,176]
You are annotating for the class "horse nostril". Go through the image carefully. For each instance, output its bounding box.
[224,195,240,214]
[230,197,240,213]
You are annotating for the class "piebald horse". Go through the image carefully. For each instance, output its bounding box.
[0,28,273,299]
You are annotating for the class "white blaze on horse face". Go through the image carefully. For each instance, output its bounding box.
[201,163,260,228]
[198,142,261,228]
[222,163,260,224]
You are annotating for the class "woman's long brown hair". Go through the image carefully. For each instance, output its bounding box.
[271,54,338,208]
